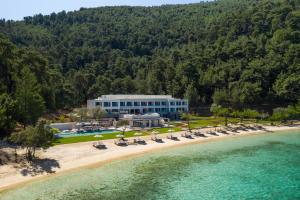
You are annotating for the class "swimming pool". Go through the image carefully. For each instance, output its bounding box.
[55,130,117,138]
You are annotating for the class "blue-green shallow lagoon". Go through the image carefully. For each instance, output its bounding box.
[1,130,300,200]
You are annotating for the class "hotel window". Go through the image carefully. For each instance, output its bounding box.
[134,102,140,106]
[112,102,118,107]
[161,101,166,106]
[148,108,154,112]
[120,102,125,107]
[182,101,186,105]
[120,109,128,114]
[148,102,153,106]
[112,109,119,112]
[103,102,110,107]
[161,108,166,112]
[141,101,147,106]
[170,108,175,112]
[155,108,160,112]
[95,102,101,106]
[170,102,175,106]
[126,102,132,106]
[155,101,160,106]
[176,101,181,106]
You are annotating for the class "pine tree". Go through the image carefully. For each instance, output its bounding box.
[184,84,199,109]
[15,67,45,127]
[0,93,16,137]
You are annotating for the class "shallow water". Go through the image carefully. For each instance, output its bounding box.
[1,130,300,200]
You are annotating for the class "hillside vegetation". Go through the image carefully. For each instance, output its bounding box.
[0,0,300,136]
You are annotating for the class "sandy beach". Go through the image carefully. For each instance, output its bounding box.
[0,124,299,192]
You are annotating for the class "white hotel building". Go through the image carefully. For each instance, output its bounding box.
[87,95,188,118]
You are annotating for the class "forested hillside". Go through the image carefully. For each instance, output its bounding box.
[0,0,300,134]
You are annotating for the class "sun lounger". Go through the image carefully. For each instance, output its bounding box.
[217,129,228,134]
[93,142,107,149]
[181,132,193,139]
[194,132,206,137]
[151,136,163,143]
[207,131,218,136]
[134,138,146,145]
[167,134,178,140]
[114,139,128,146]
[247,125,256,130]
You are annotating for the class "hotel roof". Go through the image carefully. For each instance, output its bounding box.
[97,94,176,100]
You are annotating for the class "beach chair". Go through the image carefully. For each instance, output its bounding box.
[194,131,206,137]
[114,139,128,146]
[93,142,107,149]
[151,136,163,143]
[217,129,228,134]
[134,138,146,145]
[207,131,218,136]
[167,134,179,140]
[181,132,193,139]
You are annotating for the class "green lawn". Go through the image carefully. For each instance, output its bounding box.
[53,130,145,145]
[52,127,184,145]
[171,117,239,129]
[188,117,272,128]
[152,127,182,133]
[52,117,273,145]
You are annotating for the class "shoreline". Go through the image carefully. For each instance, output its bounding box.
[1,125,300,193]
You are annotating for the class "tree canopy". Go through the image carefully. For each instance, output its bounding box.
[0,0,300,135]
[10,119,53,161]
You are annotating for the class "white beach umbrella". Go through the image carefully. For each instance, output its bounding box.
[76,122,81,126]
[116,134,124,138]
[94,135,103,138]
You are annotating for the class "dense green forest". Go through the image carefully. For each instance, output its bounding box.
[0,0,300,136]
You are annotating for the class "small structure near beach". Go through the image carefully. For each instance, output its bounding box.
[121,113,166,128]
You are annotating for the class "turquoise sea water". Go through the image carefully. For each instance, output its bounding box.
[1,130,300,200]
